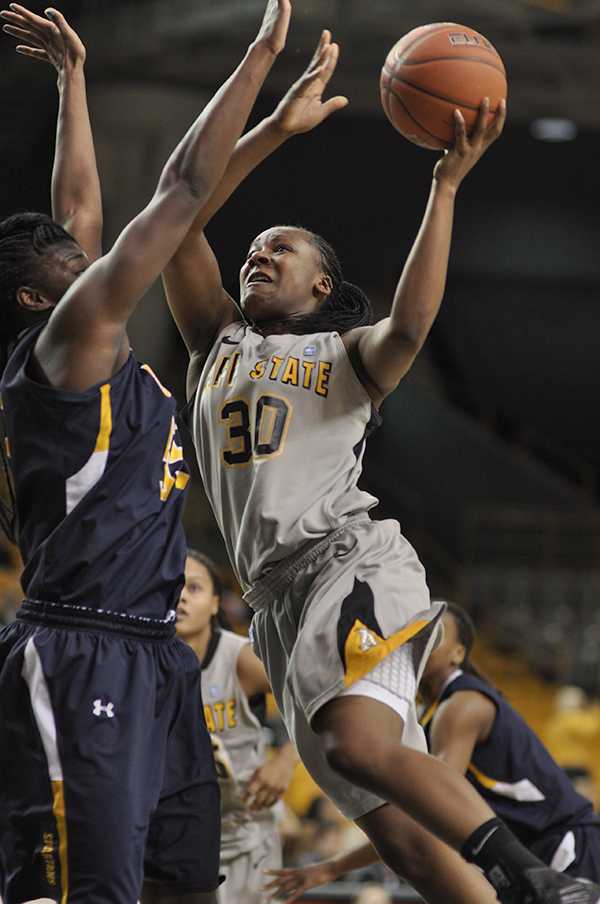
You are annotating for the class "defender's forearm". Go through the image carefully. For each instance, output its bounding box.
[191,115,289,232]
[164,43,279,206]
[52,64,103,260]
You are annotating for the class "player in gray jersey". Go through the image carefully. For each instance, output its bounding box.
[162,14,600,904]
[176,549,299,904]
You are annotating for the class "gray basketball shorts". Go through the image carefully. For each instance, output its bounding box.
[217,819,282,904]
[245,515,444,820]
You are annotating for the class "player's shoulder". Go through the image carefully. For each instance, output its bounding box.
[436,687,497,734]
[186,319,246,401]
[341,324,372,349]
[449,672,500,702]
[219,628,250,651]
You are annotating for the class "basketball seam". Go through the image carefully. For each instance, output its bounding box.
[388,73,502,113]
[388,55,506,76]
[386,85,448,147]
[392,24,457,67]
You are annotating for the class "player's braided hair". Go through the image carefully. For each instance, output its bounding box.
[0,212,74,544]
[0,212,73,369]
[250,228,373,336]
[445,602,494,686]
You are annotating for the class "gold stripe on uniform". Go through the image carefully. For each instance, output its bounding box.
[51,780,69,904]
[343,617,430,687]
[141,363,172,397]
[419,700,438,729]
[467,762,498,789]
[95,384,112,453]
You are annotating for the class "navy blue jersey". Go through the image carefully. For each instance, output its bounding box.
[421,670,599,846]
[0,325,190,620]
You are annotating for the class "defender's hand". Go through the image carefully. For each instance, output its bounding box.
[1,4,86,73]
[433,97,507,192]
[263,862,336,903]
[271,30,348,136]
[254,0,291,57]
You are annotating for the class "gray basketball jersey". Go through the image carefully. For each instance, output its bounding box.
[192,323,379,591]
[202,629,274,858]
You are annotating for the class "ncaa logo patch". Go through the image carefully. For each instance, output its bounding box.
[303,345,317,357]
[209,685,221,699]
[358,627,378,652]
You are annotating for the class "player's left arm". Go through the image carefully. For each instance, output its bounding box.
[237,643,300,811]
[1,4,103,261]
[237,640,272,697]
[429,690,497,773]
[243,742,300,811]
[345,98,507,406]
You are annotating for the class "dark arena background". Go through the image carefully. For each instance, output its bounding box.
[1,1,600,901]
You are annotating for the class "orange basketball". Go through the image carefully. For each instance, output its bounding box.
[380,23,507,150]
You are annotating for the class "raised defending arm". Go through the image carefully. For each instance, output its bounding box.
[162,30,348,385]
[32,0,292,393]
[1,4,103,261]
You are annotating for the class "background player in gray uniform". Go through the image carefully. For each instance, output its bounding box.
[177,549,299,904]
[162,14,600,904]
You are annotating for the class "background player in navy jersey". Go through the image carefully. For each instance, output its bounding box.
[0,2,293,902]
[176,549,300,904]
[160,25,600,904]
[265,604,600,901]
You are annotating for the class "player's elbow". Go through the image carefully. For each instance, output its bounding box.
[158,163,210,208]
[389,320,430,363]
[387,320,427,355]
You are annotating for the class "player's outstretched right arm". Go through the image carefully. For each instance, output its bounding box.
[162,30,348,392]
[33,0,292,393]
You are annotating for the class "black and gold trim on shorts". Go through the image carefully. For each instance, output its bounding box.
[337,577,430,687]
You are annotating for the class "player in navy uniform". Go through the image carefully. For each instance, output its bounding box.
[264,604,600,902]
[418,604,600,881]
[0,2,293,902]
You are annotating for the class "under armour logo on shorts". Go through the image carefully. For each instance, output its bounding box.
[92,699,115,718]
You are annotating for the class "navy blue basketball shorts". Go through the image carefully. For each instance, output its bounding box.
[0,599,221,904]
[531,823,600,884]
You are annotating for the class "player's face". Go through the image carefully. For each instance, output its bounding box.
[239,227,331,322]
[421,613,463,679]
[176,558,220,639]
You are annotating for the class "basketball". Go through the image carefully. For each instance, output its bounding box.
[380,23,507,150]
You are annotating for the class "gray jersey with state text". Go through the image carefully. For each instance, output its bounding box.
[192,324,379,591]
[202,629,275,859]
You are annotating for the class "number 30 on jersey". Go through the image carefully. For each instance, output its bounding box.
[220,394,292,467]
